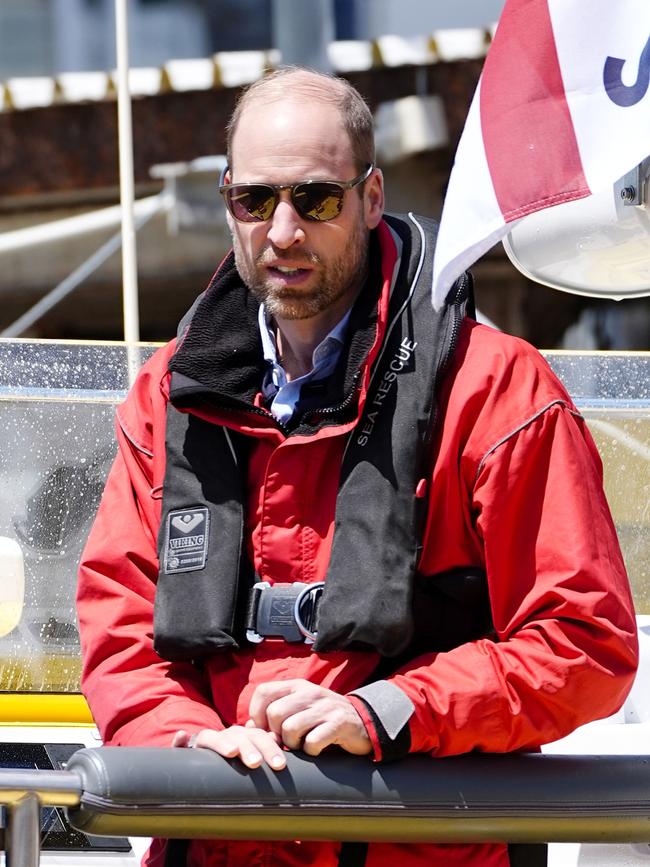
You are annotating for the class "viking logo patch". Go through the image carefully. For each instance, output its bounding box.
[163,507,209,574]
[171,513,204,534]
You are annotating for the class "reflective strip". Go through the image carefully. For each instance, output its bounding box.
[349,680,414,741]
[117,407,154,457]
[474,399,580,487]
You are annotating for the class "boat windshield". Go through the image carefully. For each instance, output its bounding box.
[0,341,155,694]
[0,343,646,695]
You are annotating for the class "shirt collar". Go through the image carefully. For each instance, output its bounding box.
[258,303,351,369]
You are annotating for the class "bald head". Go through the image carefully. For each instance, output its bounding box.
[226,67,375,174]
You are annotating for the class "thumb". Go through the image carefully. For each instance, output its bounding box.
[172,729,190,748]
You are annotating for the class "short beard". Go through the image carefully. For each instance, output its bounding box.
[233,221,370,321]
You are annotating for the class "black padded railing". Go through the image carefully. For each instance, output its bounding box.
[1,749,650,866]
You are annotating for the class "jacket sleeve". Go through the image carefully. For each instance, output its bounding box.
[391,403,638,757]
[77,351,224,747]
[351,335,638,761]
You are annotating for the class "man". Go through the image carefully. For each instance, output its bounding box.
[77,68,638,867]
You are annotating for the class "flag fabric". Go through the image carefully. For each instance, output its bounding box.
[432,0,650,309]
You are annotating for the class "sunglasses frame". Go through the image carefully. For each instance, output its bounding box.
[219,163,374,223]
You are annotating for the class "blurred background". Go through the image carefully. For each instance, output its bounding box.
[0,0,648,348]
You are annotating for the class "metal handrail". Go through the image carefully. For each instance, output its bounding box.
[0,768,81,867]
[0,768,81,808]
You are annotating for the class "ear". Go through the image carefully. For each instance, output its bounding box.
[364,168,385,229]
[221,168,236,233]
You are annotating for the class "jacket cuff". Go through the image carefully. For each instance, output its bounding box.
[346,695,383,761]
[348,680,413,762]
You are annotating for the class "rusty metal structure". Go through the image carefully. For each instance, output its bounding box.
[0,34,634,345]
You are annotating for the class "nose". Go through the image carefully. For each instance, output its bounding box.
[266,195,305,250]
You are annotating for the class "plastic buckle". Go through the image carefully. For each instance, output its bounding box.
[293,582,324,644]
[245,581,324,644]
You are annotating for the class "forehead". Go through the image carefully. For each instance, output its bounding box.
[230,94,356,181]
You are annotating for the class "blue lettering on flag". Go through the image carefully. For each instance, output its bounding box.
[604,34,650,107]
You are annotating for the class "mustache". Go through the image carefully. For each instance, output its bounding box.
[257,248,321,267]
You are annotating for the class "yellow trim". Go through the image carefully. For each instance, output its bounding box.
[0,694,94,725]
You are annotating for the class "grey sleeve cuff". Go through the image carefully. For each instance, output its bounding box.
[349,680,414,760]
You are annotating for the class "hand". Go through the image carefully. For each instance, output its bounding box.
[172,722,286,771]
[248,679,372,757]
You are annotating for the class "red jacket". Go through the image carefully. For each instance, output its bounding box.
[77,220,638,867]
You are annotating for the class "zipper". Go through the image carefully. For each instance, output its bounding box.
[444,272,468,368]
[303,271,466,438]
[302,370,362,426]
[202,397,292,437]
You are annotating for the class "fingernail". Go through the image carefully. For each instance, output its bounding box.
[247,752,261,765]
[271,756,285,769]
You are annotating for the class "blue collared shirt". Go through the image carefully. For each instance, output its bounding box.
[258,304,351,424]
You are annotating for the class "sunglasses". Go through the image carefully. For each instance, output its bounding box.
[219,164,374,223]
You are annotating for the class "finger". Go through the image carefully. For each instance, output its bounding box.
[254,681,329,737]
[278,707,327,750]
[246,718,282,745]
[246,728,287,770]
[302,718,372,757]
[197,732,239,758]
[263,692,322,738]
[195,728,260,766]
[196,727,283,770]
[248,680,307,729]
[302,720,340,756]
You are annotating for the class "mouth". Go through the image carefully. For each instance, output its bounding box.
[266,264,314,285]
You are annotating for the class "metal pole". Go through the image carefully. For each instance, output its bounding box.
[5,793,41,867]
[114,0,140,344]
[0,769,82,807]
[0,196,164,338]
[0,194,160,256]
[272,0,335,71]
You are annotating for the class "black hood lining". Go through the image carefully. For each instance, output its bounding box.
[169,252,263,405]
[168,233,384,434]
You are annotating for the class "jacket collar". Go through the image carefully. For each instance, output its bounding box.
[168,229,389,434]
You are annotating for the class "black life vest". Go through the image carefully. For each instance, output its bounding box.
[153,213,489,662]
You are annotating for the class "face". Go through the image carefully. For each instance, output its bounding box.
[227,93,384,322]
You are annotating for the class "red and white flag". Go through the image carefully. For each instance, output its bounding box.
[432,0,650,308]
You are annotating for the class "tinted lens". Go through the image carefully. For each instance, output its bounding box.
[225,184,277,222]
[293,183,345,221]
